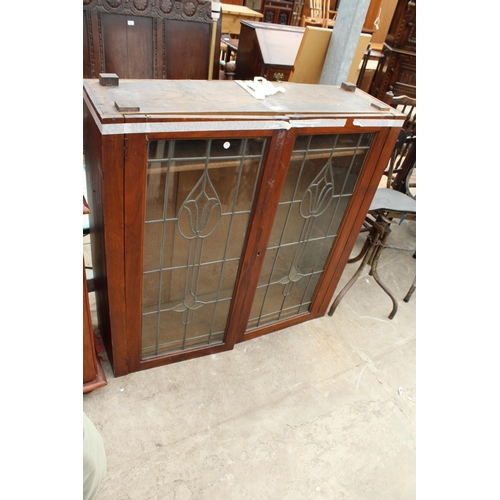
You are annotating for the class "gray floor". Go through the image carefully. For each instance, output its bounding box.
[83,216,416,500]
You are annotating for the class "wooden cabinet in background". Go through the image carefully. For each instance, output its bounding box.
[83,78,404,377]
[235,21,304,81]
[83,0,222,80]
[369,0,416,99]
[261,0,295,24]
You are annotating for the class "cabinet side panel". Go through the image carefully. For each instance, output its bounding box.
[124,134,148,373]
[101,134,127,376]
[83,102,113,367]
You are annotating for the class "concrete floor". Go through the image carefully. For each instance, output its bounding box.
[83,216,416,500]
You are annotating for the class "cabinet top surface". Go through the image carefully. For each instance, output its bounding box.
[83,79,401,123]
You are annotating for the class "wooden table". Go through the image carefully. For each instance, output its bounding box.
[221,3,263,36]
[221,35,239,63]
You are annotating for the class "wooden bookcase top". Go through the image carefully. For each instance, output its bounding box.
[83,79,402,123]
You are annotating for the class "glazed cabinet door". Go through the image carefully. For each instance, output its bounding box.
[240,128,379,341]
[124,130,287,372]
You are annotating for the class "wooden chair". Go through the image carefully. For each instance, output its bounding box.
[382,91,416,197]
[356,44,384,91]
[328,185,416,320]
[384,91,416,138]
[301,0,337,28]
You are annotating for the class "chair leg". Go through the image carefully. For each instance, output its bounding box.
[329,210,415,320]
[328,229,380,317]
[369,226,399,319]
[347,232,372,264]
[370,256,398,319]
[386,156,395,188]
[403,277,416,303]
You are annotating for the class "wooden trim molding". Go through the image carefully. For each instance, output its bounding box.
[83,0,214,24]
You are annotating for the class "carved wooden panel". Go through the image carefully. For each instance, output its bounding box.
[372,51,415,100]
[83,0,213,22]
[369,0,416,100]
[83,0,221,80]
[261,0,295,25]
[385,0,416,52]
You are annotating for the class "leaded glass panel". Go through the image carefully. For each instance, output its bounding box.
[142,138,266,358]
[247,133,374,330]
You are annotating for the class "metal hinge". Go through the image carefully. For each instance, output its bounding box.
[126,356,130,366]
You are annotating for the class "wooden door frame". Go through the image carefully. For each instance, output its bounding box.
[123,127,287,373]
